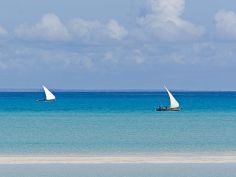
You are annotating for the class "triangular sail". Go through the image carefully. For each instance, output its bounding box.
[164,86,179,109]
[43,85,56,101]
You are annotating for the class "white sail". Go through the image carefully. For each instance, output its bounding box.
[164,86,179,109]
[43,85,56,101]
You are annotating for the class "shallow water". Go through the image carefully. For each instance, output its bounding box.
[0,92,235,154]
[0,164,236,177]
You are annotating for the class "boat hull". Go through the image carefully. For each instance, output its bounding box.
[156,107,180,112]
[36,99,55,102]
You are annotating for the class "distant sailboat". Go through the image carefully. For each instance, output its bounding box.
[37,85,56,101]
[156,86,180,111]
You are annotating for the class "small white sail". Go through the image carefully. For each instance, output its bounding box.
[164,86,179,109]
[43,85,56,101]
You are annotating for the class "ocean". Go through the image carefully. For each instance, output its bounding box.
[0,91,235,155]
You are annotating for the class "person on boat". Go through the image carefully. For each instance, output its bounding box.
[156,106,161,111]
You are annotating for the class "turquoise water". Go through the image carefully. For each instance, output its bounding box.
[0,91,235,154]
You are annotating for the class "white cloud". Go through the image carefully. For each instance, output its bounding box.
[0,26,8,37]
[15,13,70,41]
[137,0,205,41]
[215,10,236,39]
[68,18,127,41]
[106,20,128,40]
[67,19,103,41]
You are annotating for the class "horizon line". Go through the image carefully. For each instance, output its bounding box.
[0,88,235,92]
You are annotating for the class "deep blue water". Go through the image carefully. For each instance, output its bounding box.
[0,91,235,154]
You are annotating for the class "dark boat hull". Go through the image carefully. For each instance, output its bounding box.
[36,99,55,102]
[156,107,180,112]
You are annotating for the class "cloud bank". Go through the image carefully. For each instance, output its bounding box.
[2,0,236,71]
[15,13,127,42]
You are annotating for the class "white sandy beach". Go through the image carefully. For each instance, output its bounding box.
[0,153,236,164]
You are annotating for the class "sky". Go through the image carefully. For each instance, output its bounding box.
[0,0,236,90]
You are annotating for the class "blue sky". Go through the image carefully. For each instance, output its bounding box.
[0,0,236,90]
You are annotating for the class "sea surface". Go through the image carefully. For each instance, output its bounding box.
[0,91,235,155]
[1,164,236,177]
